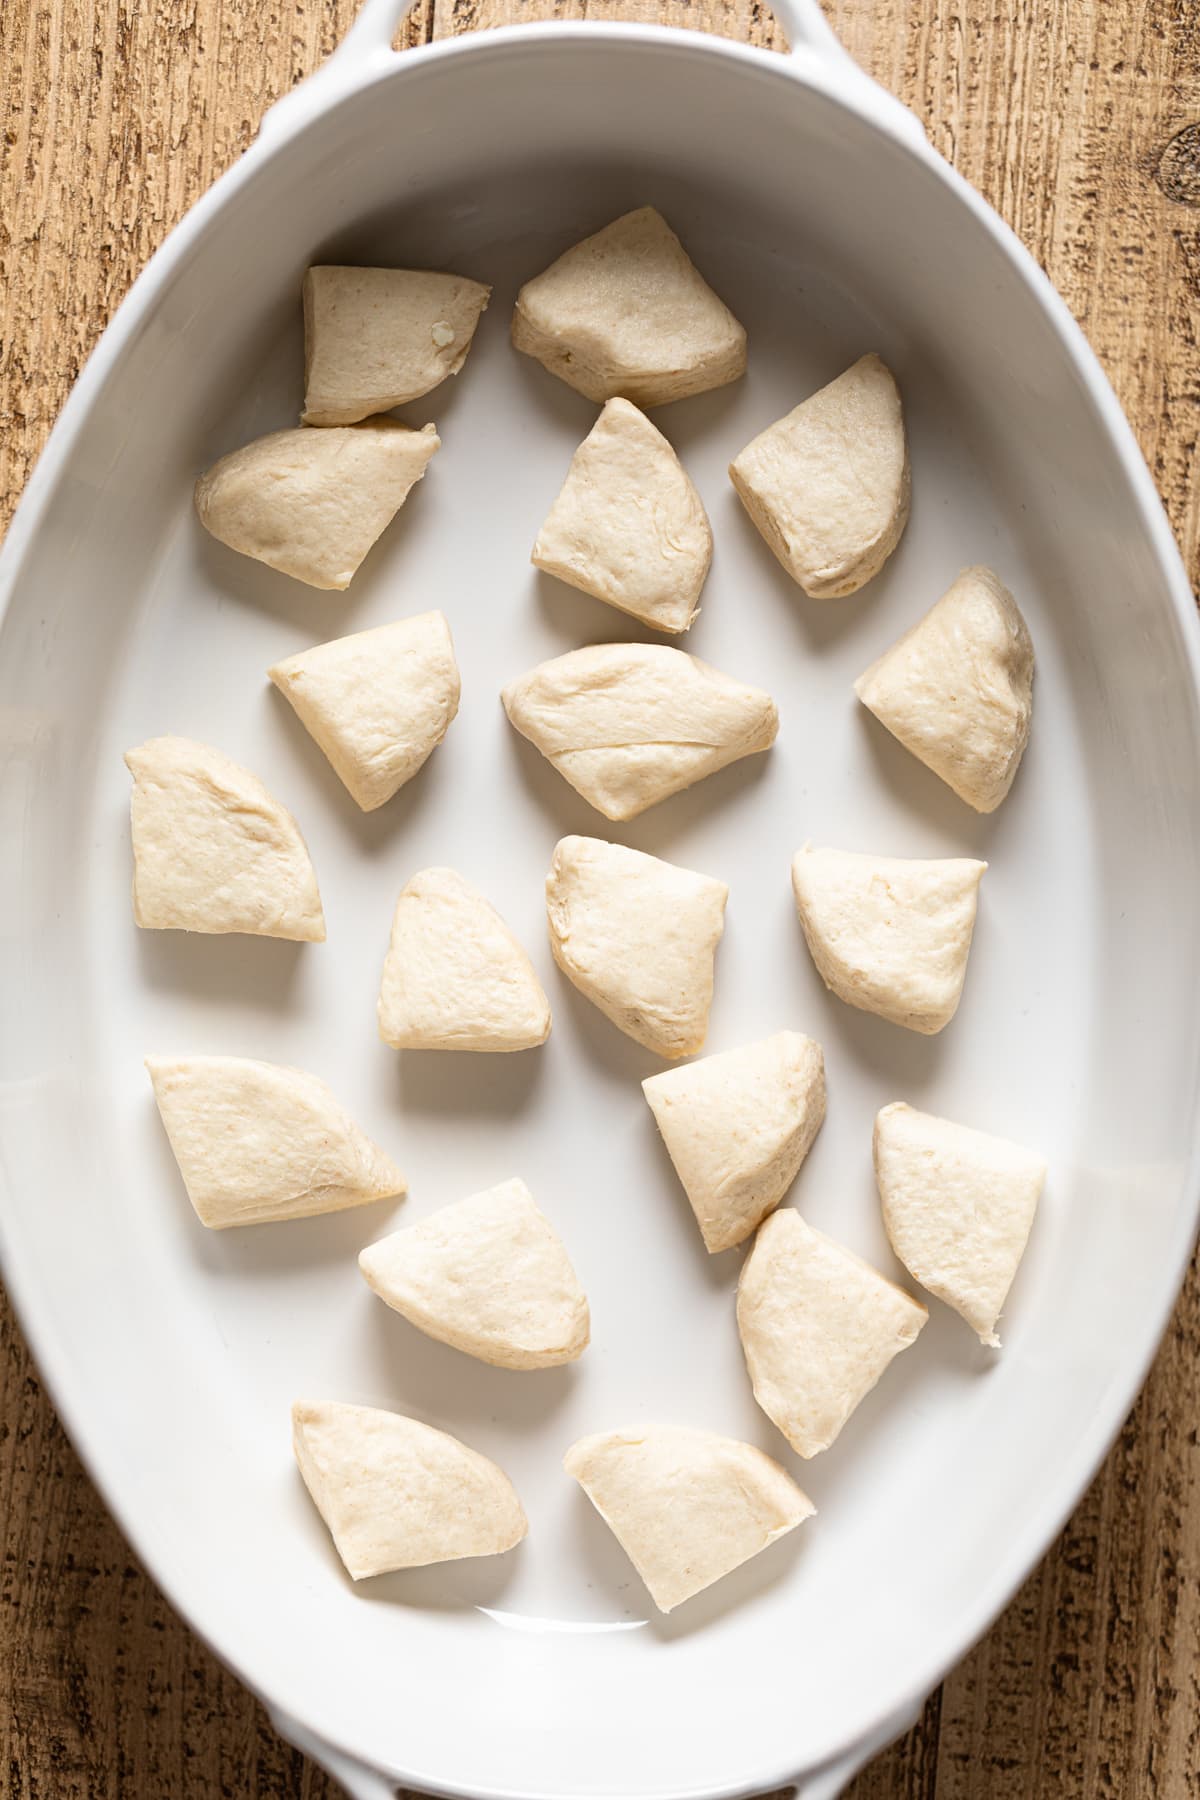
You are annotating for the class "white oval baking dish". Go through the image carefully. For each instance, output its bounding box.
[2,2,1199,1796]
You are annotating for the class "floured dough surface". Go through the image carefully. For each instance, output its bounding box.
[730,354,908,597]
[564,1424,813,1613]
[359,1177,589,1369]
[512,207,747,407]
[269,612,460,812]
[874,1102,1046,1346]
[126,736,324,940]
[503,643,778,821]
[546,836,728,1058]
[855,565,1035,813]
[737,1209,928,1458]
[378,867,551,1052]
[146,1055,404,1228]
[532,398,712,632]
[643,1032,826,1252]
[303,266,490,424]
[791,843,985,1034]
[292,1400,527,1580]
[194,419,439,590]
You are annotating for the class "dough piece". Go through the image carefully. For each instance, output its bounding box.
[873,1101,1046,1347]
[378,867,551,1052]
[854,566,1035,813]
[729,354,908,598]
[791,844,985,1035]
[503,643,778,822]
[195,419,439,590]
[126,736,324,940]
[512,207,747,407]
[642,1032,826,1253]
[269,612,460,812]
[146,1055,404,1228]
[292,1401,526,1580]
[546,836,727,1058]
[302,265,490,425]
[359,1178,589,1369]
[563,1424,813,1613]
[737,1209,928,1458]
[532,398,712,632]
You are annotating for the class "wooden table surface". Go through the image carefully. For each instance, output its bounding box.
[2,0,1199,1794]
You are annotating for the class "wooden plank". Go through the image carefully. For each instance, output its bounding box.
[0,0,1197,1796]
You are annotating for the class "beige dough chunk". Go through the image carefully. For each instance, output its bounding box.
[729,354,909,598]
[195,419,439,590]
[791,844,985,1035]
[126,736,324,940]
[532,398,712,632]
[512,207,747,407]
[874,1102,1046,1347]
[737,1210,928,1458]
[302,265,490,425]
[292,1401,527,1580]
[642,1032,826,1253]
[855,566,1035,813]
[146,1055,404,1229]
[359,1178,589,1369]
[378,867,551,1052]
[564,1424,813,1613]
[503,643,778,822]
[546,836,727,1058]
[269,612,460,812]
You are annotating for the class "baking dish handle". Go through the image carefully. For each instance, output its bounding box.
[259,0,926,146]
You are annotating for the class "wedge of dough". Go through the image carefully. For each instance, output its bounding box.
[737,1209,928,1458]
[195,419,439,590]
[564,1424,813,1613]
[503,643,778,822]
[874,1101,1046,1347]
[546,836,727,1058]
[302,265,490,425]
[512,207,747,407]
[642,1032,826,1253]
[126,736,324,940]
[378,867,551,1052]
[532,398,712,632]
[293,1401,527,1580]
[146,1055,404,1229]
[791,843,985,1035]
[269,612,460,812]
[359,1178,589,1369]
[855,566,1035,813]
[730,354,908,598]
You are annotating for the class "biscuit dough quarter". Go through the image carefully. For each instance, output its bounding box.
[359,1178,589,1369]
[378,868,551,1052]
[512,207,746,406]
[737,1209,928,1458]
[503,643,778,822]
[126,736,324,940]
[292,1401,526,1580]
[855,566,1035,813]
[730,354,908,597]
[791,843,985,1034]
[303,265,490,424]
[195,419,439,590]
[642,1032,826,1252]
[269,612,460,812]
[873,1102,1046,1346]
[564,1424,813,1613]
[546,836,727,1058]
[532,398,712,632]
[146,1055,404,1228]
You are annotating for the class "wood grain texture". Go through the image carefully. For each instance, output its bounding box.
[0,1,1197,1796]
